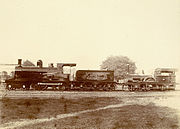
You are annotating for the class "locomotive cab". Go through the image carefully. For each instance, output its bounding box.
[154,68,176,90]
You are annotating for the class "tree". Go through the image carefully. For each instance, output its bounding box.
[100,55,136,80]
[23,60,35,66]
[1,71,8,76]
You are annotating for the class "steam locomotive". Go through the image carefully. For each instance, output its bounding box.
[5,59,116,91]
[125,68,176,91]
[4,59,176,91]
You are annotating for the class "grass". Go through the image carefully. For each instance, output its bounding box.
[0,97,121,124]
[0,96,179,129]
[22,103,179,129]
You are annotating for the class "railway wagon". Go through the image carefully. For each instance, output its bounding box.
[72,70,116,91]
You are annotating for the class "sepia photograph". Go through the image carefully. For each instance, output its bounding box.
[0,0,180,128]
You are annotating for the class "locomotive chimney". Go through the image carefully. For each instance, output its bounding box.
[37,60,43,68]
[18,59,22,66]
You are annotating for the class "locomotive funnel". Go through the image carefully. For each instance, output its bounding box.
[18,59,22,66]
[37,60,43,67]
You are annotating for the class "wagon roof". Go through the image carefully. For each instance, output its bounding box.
[155,68,177,72]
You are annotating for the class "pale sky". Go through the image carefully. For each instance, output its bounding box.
[0,0,180,81]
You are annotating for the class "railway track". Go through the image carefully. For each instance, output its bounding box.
[1,90,180,99]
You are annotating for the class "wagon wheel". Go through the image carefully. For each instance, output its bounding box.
[97,84,102,91]
[51,86,56,90]
[134,84,139,91]
[144,77,155,91]
[58,85,66,91]
[93,84,98,91]
[88,84,93,91]
[139,84,144,91]
[103,84,108,91]
[132,86,136,91]
[144,85,148,91]
[104,84,110,91]
[158,85,164,91]
[145,85,151,91]
[146,85,152,91]
[42,86,48,90]
[30,83,38,90]
[110,84,116,91]
[92,84,98,91]
[161,85,165,91]
[128,85,133,91]
[62,85,66,90]
[36,85,42,90]
[78,83,85,91]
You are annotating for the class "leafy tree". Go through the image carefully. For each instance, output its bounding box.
[100,56,136,80]
[23,60,35,66]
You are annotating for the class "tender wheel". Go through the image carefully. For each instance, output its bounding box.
[52,86,57,90]
[62,86,66,90]
[30,83,38,90]
[58,85,66,91]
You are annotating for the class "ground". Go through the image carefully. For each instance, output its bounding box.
[0,85,180,129]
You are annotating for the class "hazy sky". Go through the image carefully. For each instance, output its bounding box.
[0,0,180,78]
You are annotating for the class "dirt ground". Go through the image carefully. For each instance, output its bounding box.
[0,85,180,129]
